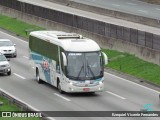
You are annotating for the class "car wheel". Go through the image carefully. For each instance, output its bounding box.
[7,70,11,75]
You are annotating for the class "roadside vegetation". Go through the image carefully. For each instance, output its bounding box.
[0,14,160,86]
[0,14,43,38]
[102,49,160,85]
[0,96,41,120]
[140,0,160,4]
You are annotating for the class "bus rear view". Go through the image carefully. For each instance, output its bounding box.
[29,31,108,93]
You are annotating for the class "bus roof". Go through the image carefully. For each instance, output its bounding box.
[29,31,100,52]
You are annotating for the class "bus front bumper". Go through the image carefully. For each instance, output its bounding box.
[64,83,104,93]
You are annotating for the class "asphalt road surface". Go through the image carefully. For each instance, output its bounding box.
[0,30,160,120]
[19,0,160,35]
[70,0,160,20]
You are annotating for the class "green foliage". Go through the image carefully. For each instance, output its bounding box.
[0,13,160,85]
[0,15,44,38]
[102,49,160,85]
[0,97,41,120]
[0,96,20,111]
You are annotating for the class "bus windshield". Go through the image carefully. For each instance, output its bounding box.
[66,51,103,80]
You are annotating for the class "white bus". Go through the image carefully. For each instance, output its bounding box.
[29,31,108,93]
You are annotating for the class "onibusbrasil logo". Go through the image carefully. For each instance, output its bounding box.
[143,103,153,111]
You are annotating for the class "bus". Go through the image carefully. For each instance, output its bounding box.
[29,31,108,93]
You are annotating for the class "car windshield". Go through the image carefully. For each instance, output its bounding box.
[66,51,103,80]
[0,41,13,46]
[0,55,7,61]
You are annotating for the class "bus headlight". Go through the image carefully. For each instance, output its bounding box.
[69,82,73,85]
[99,81,103,85]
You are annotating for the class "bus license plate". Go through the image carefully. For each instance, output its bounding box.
[83,88,90,92]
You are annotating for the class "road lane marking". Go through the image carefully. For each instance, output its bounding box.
[54,93,71,101]
[23,56,29,59]
[106,91,126,100]
[138,10,148,13]
[105,72,160,94]
[13,73,26,79]
[0,88,56,120]
[112,4,120,7]
[1,30,159,95]
[127,2,137,5]
[0,31,28,44]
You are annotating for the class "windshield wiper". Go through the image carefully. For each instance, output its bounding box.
[76,65,84,80]
[86,60,96,79]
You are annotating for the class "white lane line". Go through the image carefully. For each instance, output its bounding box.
[1,29,159,95]
[156,8,160,10]
[0,31,28,44]
[13,73,26,79]
[105,72,160,94]
[138,10,148,13]
[106,91,126,100]
[54,93,71,101]
[112,4,120,7]
[127,2,137,5]
[23,56,29,59]
[0,88,56,120]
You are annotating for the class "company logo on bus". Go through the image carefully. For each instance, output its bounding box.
[42,59,50,71]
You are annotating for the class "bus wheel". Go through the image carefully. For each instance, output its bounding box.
[57,81,64,94]
[36,69,42,84]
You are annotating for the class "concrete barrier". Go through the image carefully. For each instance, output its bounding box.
[0,88,53,120]
[47,0,160,28]
[0,5,160,65]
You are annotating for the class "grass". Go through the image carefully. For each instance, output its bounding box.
[0,97,41,120]
[0,14,44,38]
[102,49,160,85]
[0,96,20,111]
[0,14,160,85]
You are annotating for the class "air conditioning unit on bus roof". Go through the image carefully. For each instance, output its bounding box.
[46,31,83,39]
[57,34,83,39]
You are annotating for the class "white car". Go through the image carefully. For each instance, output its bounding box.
[0,39,17,57]
[0,53,11,75]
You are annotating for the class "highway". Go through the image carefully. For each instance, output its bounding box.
[0,30,160,120]
[70,0,160,20]
[19,0,160,35]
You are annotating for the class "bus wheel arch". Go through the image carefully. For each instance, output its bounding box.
[57,78,64,94]
[36,68,42,84]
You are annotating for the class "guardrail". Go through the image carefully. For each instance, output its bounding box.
[0,88,53,120]
[47,0,160,28]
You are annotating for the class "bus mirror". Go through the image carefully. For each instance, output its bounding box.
[102,52,108,65]
[61,52,67,66]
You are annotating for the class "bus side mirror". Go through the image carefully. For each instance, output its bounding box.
[61,52,67,66]
[102,52,108,65]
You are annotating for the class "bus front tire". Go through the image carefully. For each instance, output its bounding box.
[36,69,42,84]
[57,81,64,94]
